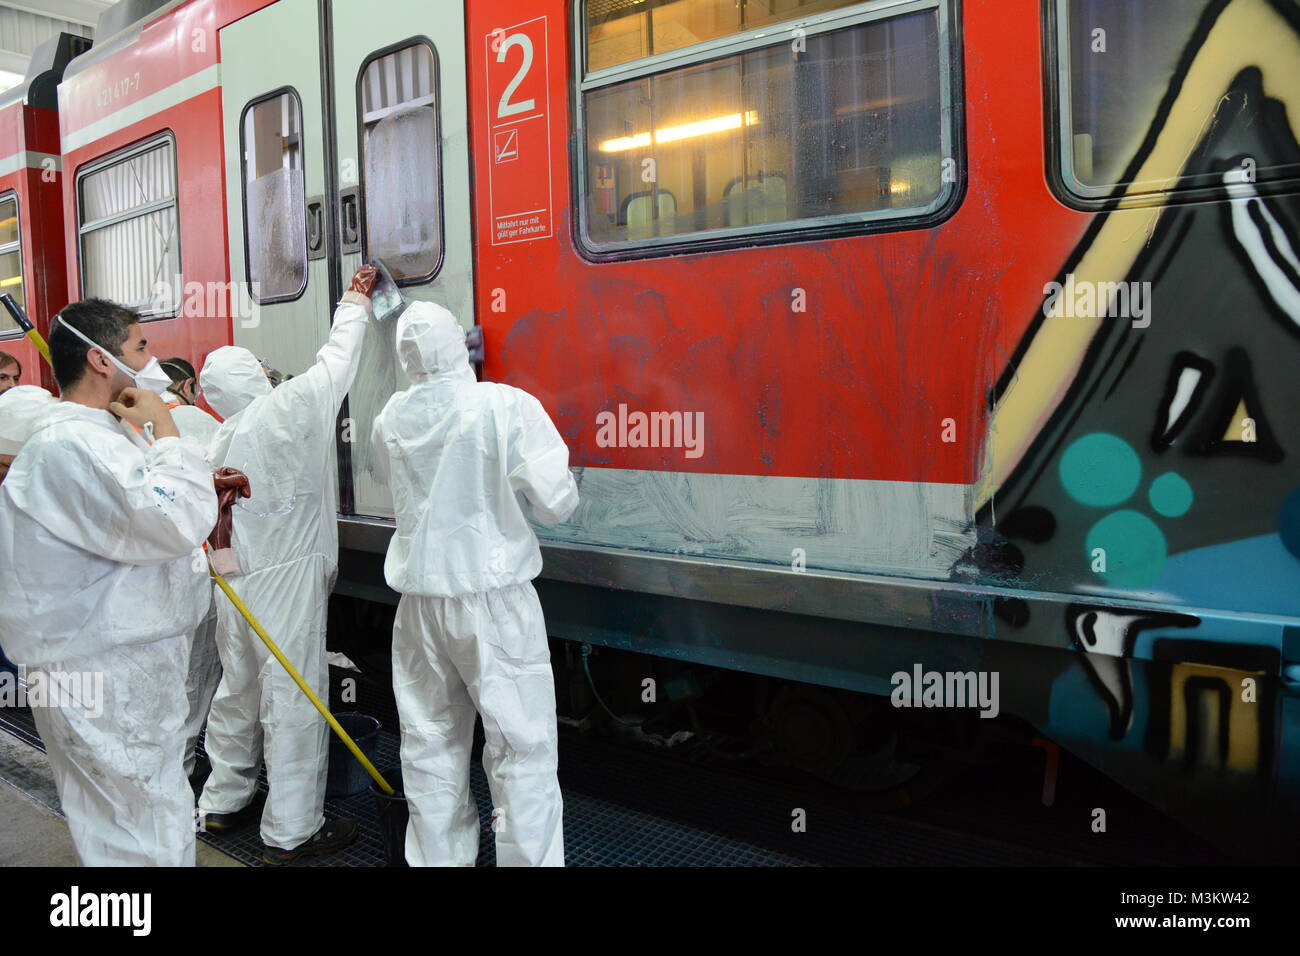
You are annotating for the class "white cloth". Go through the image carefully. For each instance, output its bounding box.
[372,302,577,866]
[197,300,367,849]
[371,302,580,597]
[0,385,56,455]
[0,401,216,867]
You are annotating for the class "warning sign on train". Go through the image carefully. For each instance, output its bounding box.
[485,17,552,245]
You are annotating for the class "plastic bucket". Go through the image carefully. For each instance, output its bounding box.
[370,767,409,867]
[325,713,382,798]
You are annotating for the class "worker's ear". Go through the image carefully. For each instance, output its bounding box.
[86,347,116,380]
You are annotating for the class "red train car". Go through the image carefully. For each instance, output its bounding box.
[35,0,1300,859]
[0,33,86,393]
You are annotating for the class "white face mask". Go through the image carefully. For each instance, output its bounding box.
[57,319,174,396]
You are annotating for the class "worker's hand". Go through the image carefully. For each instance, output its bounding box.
[209,467,251,552]
[213,467,252,500]
[341,264,380,310]
[349,265,379,298]
[110,386,180,440]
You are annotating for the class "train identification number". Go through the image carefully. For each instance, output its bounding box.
[95,73,141,109]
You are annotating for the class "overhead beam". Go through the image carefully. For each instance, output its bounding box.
[0,49,29,75]
[0,0,105,28]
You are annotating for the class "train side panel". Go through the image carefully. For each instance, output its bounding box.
[0,100,67,392]
[56,0,276,372]
[461,0,1300,856]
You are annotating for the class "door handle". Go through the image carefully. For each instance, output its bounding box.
[339,186,361,255]
[306,196,325,260]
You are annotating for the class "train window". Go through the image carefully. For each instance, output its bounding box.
[577,1,956,254]
[1052,0,1300,201]
[586,0,866,71]
[241,90,308,303]
[77,136,181,317]
[358,42,442,284]
[0,194,22,335]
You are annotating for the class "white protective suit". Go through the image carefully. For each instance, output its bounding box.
[167,401,223,776]
[197,300,367,849]
[0,386,56,670]
[0,385,56,456]
[371,302,579,866]
[0,401,217,866]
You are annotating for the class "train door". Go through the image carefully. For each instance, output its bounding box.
[220,0,473,519]
[219,0,333,379]
[330,0,475,518]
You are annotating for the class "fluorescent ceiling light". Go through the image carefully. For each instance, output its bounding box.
[599,110,759,152]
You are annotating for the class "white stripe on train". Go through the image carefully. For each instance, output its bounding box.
[0,150,61,177]
[61,63,220,153]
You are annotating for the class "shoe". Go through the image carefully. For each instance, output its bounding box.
[200,797,262,833]
[261,819,358,866]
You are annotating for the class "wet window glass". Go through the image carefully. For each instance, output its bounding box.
[78,139,181,316]
[1057,0,1300,198]
[0,195,22,334]
[360,43,441,282]
[582,7,947,249]
[242,91,307,302]
[586,0,866,71]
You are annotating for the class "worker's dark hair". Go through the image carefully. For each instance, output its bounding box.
[159,356,196,387]
[49,299,140,391]
[0,350,19,377]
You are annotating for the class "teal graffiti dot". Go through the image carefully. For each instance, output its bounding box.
[1148,472,1193,518]
[1085,510,1167,588]
[1059,432,1141,507]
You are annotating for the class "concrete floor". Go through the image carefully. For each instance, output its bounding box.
[0,731,243,867]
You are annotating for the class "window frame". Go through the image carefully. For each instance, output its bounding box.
[0,189,23,341]
[75,132,182,321]
[1042,0,1300,210]
[354,36,445,288]
[238,86,309,306]
[572,0,965,261]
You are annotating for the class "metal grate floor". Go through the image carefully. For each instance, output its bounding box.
[194,728,823,867]
[0,697,1070,866]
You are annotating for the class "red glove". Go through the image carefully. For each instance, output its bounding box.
[349,265,379,298]
[209,467,251,552]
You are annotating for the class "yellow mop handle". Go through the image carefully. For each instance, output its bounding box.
[209,568,395,796]
[0,294,50,365]
[25,328,50,366]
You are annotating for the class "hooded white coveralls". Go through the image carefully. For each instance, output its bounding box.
[197,299,366,849]
[167,402,223,777]
[371,302,579,866]
[0,386,56,671]
[0,401,217,866]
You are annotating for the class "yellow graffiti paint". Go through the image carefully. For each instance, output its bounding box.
[978,0,1300,510]
[1167,661,1264,773]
